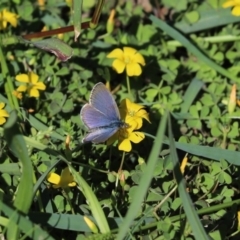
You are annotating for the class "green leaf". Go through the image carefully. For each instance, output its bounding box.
[4,111,33,239]
[0,200,54,240]
[21,38,73,62]
[72,0,83,41]
[185,11,200,24]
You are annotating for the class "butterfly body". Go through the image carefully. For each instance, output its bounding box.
[80,82,127,143]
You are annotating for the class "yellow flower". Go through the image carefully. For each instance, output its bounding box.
[222,0,240,16]
[47,167,76,189]
[119,99,150,129]
[107,47,145,76]
[0,103,9,125]
[15,72,46,98]
[0,9,18,30]
[107,99,149,152]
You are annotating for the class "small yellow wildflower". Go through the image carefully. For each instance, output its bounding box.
[47,167,76,189]
[107,47,145,76]
[120,98,150,129]
[0,103,9,125]
[15,72,46,98]
[222,0,240,16]
[108,99,149,152]
[0,9,18,30]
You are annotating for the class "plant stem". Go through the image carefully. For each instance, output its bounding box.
[126,74,133,100]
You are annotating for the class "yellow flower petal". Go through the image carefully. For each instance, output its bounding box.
[118,139,132,152]
[0,109,9,118]
[57,167,76,188]
[47,172,61,185]
[112,59,126,73]
[137,109,150,123]
[29,72,39,84]
[126,62,142,76]
[0,117,6,125]
[125,120,139,131]
[132,52,145,66]
[126,116,142,130]
[232,5,240,15]
[29,87,40,97]
[107,48,124,59]
[222,0,237,8]
[123,47,137,56]
[0,9,18,29]
[35,81,46,90]
[16,85,27,92]
[15,74,29,83]
[129,132,145,143]
[68,182,77,187]
[120,99,143,116]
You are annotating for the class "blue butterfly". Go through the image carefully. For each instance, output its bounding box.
[80,82,127,143]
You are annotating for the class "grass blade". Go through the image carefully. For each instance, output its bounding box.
[168,115,210,240]
[181,78,204,113]
[116,111,168,240]
[175,8,240,34]
[150,15,239,83]
[4,111,34,239]
[72,0,83,41]
[0,200,54,240]
[69,166,110,234]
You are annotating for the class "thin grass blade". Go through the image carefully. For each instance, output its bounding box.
[116,111,168,240]
[168,115,210,240]
[4,111,33,239]
[150,15,238,83]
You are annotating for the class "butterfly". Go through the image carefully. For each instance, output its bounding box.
[80,82,128,143]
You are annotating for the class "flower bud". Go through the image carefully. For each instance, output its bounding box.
[83,216,98,233]
[228,84,236,114]
[107,9,115,34]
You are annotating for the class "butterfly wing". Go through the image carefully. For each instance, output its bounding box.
[80,104,112,129]
[89,82,120,120]
[82,127,119,143]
